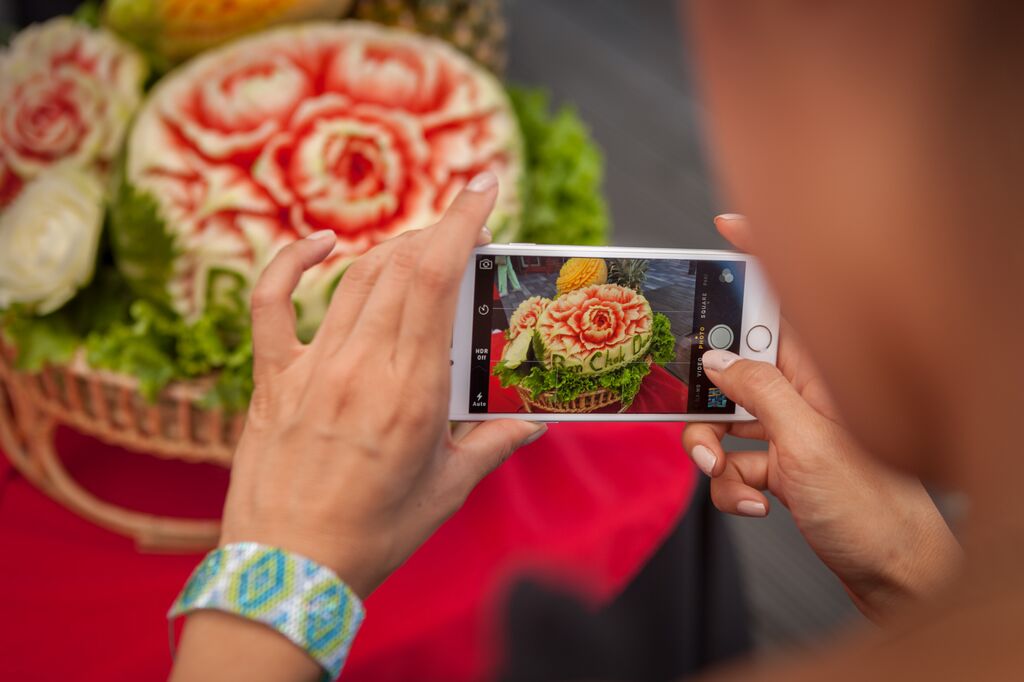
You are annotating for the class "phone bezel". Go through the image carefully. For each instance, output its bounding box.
[449,244,779,422]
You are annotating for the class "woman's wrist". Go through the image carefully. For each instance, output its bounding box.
[219,520,389,600]
[847,496,961,621]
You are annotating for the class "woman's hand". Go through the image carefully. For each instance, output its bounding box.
[221,172,545,598]
[683,214,961,621]
[175,174,545,682]
[174,174,547,682]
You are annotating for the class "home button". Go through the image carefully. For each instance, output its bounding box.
[745,325,773,352]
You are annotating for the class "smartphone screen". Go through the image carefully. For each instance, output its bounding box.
[466,254,748,416]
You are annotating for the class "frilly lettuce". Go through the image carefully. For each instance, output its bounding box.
[494,313,676,410]
[508,86,610,245]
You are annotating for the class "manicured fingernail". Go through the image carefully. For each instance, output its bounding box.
[737,500,767,517]
[519,424,547,447]
[476,225,492,245]
[702,349,740,373]
[691,444,717,476]
[466,171,498,192]
[307,229,335,240]
[715,213,745,222]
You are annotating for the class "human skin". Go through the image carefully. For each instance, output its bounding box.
[170,173,546,682]
[171,2,1024,678]
[683,217,961,623]
[682,0,1024,678]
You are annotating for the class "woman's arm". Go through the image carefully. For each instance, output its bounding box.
[171,612,321,682]
[683,215,962,621]
[170,173,545,680]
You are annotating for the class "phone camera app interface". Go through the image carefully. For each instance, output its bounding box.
[468,255,745,415]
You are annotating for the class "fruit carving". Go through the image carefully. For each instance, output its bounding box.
[536,283,652,376]
[500,295,549,368]
[105,0,354,65]
[119,22,522,334]
[555,257,607,295]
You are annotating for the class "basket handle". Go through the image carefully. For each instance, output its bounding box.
[0,371,221,552]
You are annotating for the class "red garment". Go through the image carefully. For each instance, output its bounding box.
[0,422,694,682]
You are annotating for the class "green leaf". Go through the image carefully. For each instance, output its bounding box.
[649,313,677,365]
[0,262,134,372]
[1,308,80,372]
[509,85,610,246]
[73,1,104,28]
[493,313,675,409]
[108,178,178,305]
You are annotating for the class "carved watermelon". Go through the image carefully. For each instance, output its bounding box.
[500,295,550,369]
[117,21,522,335]
[535,283,653,375]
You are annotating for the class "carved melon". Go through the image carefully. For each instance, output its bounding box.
[535,283,653,376]
[114,22,522,336]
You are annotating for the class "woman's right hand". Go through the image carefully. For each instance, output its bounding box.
[683,215,961,622]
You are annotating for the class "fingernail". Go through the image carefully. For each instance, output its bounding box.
[691,444,717,476]
[702,349,740,372]
[307,229,335,240]
[737,500,767,517]
[715,213,745,222]
[519,424,547,447]
[476,225,492,245]
[466,171,498,192]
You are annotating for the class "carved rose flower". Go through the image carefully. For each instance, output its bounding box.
[125,22,521,333]
[507,296,551,339]
[538,284,653,360]
[0,18,145,181]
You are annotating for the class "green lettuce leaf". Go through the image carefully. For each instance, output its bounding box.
[1,307,80,372]
[73,1,103,28]
[508,86,610,246]
[108,177,178,305]
[83,299,253,410]
[493,313,676,409]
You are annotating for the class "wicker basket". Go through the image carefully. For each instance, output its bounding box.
[0,340,243,551]
[514,357,653,414]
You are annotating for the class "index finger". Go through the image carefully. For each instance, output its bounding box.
[250,231,336,377]
[398,171,498,364]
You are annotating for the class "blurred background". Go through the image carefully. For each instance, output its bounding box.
[0,0,862,654]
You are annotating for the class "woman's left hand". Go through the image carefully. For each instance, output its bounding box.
[220,172,545,598]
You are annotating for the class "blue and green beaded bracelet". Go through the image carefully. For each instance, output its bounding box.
[169,542,365,681]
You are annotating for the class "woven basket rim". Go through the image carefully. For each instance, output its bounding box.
[1,337,219,402]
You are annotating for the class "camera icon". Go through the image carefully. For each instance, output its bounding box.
[479,259,493,270]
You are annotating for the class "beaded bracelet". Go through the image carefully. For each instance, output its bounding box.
[168,542,365,681]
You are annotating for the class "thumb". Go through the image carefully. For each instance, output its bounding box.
[447,420,547,492]
[701,350,813,434]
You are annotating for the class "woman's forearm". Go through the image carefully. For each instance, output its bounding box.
[171,611,321,682]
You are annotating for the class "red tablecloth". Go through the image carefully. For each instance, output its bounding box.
[487,330,689,414]
[0,422,694,681]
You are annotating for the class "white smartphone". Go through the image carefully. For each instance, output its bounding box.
[449,244,779,422]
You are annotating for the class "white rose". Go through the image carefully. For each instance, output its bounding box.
[0,165,104,314]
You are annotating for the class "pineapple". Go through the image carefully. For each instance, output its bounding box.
[350,0,507,74]
[607,259,649,292]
